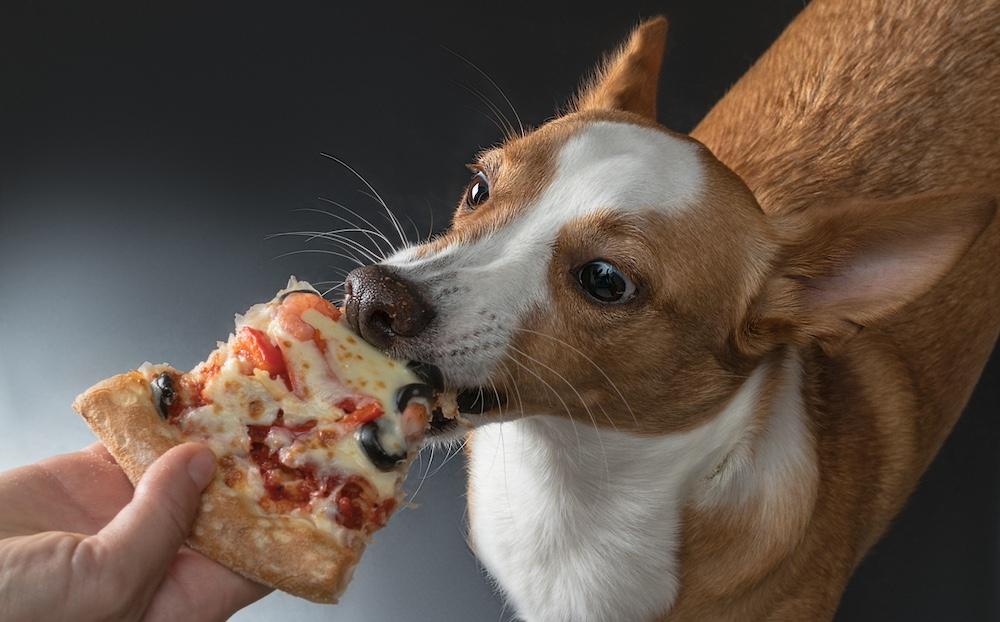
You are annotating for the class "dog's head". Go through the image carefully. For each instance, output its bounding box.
[344,17,995,439]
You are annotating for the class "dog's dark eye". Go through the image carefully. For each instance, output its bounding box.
[465,171,490,208]
[576,260,636,304]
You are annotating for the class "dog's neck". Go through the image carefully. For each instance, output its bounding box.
[467,349,817,622]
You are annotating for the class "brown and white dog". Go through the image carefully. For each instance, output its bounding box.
[343,1,1000,620]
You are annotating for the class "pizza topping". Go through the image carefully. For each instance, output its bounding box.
[150,372,175,419]
[251,368,291,401]
[332,476,393,531]
[399,403,432,441]
[295,308,415,409]
[276,290,342,341]
[264,425,295,451]
[244,413,401,534]
[356,420,407,471]
[337,397,384,426]
[142,278,431,540]
[395,383,434,414]
[233,326,290,388]
[404,362,460,427]
[406,361,445,392]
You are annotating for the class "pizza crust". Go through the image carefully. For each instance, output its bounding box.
[73,371,361,603]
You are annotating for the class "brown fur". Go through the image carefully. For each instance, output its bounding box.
[413,123,566,258]
[574,16,668,120]
[498,126,771,434]
[679,0,1000,618]
[435,3,1000,618]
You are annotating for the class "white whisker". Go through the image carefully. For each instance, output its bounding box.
[268,230,383,264]
[444,46,525,137]
[424,199,436,241]
[320,283,347,298]
[455,81,516,139]
[461,103,510,141]
[404,443,436,508]
[497,360,526,419]
[497,420,514,525]
[271,248,365,268]
[514,327,638,428]
[429,434,469,477]
[507,343,610,484]
[307,202,398,255]
[320,153,410,247]
[503,352,583,462]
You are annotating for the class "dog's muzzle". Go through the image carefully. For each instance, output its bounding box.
[343,267,508,434]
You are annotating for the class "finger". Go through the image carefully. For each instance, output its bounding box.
[0,447,133,536]
[144,548,272,622]
[82,442,117,464]
[92,443,216,584]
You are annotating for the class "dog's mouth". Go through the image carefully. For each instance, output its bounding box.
[406,361,508,437]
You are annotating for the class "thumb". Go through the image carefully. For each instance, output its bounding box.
[94,443,216,582]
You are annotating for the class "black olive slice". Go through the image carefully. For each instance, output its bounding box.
[406,361,444,392]
[150,373,175,419]
[395,382,434,413]
[356,421,406,471]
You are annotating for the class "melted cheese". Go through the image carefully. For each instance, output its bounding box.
[303,309,417,457]
[279,431,398,498]
[303,309,415,410]
[160,278,422,539]
[181,404,251,456]
[269,325,353,427]
[204,358,283,423]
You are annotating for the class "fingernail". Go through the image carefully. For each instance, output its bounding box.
[187,447,217,489]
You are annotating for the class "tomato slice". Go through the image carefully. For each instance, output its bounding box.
[234,326,290,386]
[340,401,384,426]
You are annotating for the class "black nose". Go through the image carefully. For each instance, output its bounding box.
[343,265,434,350]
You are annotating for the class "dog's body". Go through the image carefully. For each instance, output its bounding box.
[343,1,1000,619]
[674,2,1000,618]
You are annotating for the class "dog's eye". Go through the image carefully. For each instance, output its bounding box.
[576,260,636,304]
[465,171,490,209]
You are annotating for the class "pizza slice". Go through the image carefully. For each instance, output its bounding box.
[72,278,435,603]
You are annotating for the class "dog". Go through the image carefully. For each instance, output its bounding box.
[342,1,1000,619]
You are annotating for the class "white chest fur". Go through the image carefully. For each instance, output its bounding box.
[467,358,811,622]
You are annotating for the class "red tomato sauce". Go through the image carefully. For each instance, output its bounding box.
[336,397,385,427]
[245,412,389,532]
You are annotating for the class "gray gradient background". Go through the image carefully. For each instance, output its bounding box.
[2,1,998,620]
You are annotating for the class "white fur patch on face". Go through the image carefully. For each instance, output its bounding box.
[467,360,771,622]
[385,121,705,386]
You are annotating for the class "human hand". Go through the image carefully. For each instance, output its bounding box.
[0,442,271,622]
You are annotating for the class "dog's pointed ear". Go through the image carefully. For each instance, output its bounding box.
[743,193,996,353]
[573,16,668,120]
